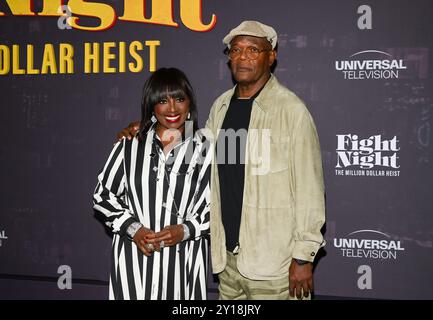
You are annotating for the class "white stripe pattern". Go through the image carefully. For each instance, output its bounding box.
[93,129,211,300]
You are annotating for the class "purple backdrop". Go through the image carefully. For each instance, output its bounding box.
[0,0,432,299]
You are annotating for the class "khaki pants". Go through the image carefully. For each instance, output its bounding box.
[218,251,310,300]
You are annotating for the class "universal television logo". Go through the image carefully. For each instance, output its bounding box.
[0,229,7,247]
[335,50,407,80]
[334,230,405,260]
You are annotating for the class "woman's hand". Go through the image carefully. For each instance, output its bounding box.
[133,227,160,256]
[148,225,184,250]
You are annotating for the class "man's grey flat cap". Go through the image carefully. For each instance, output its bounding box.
[223,20,278,49]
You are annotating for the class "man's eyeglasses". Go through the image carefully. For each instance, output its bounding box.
[227,46,271,60]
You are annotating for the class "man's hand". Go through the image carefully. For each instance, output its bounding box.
[132,227,160,256]
[289,260,314,299]
[147,225,184,250]
[117,121,140,141]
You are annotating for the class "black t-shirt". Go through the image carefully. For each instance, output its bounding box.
[217,89,262,252]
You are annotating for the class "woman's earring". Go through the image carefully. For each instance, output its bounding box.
[187,112,191,120]
[151,114,157,123]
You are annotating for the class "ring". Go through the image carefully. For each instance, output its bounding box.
[146,243,154,251]
[160,240,165,249]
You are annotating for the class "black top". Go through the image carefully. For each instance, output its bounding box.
[217,89,262,252]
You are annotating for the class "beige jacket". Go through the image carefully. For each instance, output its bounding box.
[205,75,325,280]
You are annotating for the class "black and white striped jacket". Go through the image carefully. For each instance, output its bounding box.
[93,128,211,300]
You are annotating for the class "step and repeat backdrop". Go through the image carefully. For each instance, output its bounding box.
[0,0,432,299]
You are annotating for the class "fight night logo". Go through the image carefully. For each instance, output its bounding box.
[335,134,400,177]
[0,0,217,32]
[335,50,407,80]
[0,1,217,75]
[334,230,405,260]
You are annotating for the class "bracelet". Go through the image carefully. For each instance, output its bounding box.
[126,222,143,240]
[182,224,190,241]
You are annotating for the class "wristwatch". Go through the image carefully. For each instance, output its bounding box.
[126,222,143,240]
[293,258,310,265]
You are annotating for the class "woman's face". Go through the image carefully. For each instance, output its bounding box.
[153,94,190,133]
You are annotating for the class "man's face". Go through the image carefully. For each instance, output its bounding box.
[228,35,276,86]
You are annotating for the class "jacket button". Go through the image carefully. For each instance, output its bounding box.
[311,252,315,256]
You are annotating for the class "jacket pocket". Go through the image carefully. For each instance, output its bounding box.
[245,166,292,209]
[269,135,290,173]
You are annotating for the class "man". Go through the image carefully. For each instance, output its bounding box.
[118,20,325,300]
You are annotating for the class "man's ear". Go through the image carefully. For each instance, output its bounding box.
[269,50,277,66]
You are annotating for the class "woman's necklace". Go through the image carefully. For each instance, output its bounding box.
[150,138,195,222]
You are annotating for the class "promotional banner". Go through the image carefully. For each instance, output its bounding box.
[0,0,432,300]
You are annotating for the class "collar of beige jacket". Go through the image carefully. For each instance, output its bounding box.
[217,74,276,113]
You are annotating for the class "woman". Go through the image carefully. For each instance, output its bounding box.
[93,68,211,300]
